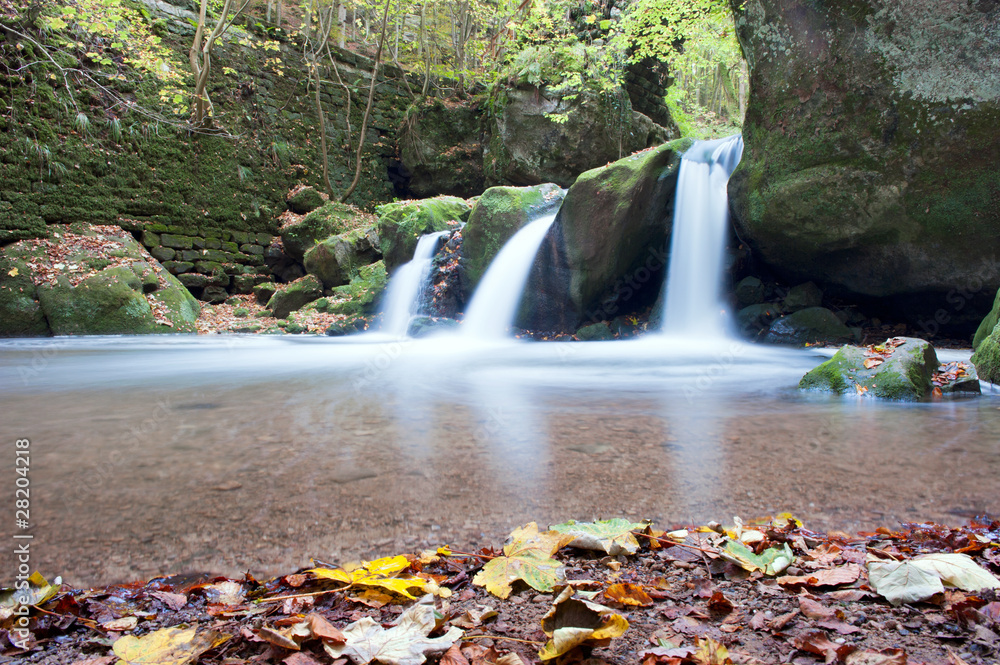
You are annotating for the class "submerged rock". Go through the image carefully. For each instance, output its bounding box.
[0,225,199,336]
[762,307,856,346]
[524,138,693,331]
[408,316,460,338]
[461,183,565,289]
[729,0,1000,333]
[266,274,323,319]
[376,197,471,272]
[303,227,381,288]
[799,337,942,400]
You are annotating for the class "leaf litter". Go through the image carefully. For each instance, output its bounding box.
[2,517,999,664]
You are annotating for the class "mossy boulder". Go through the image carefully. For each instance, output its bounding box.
[303,227,381,288]
[523,138,694,330]
[400,98,485,198]
[266,274,323,319]
[972,287,1000,350]
[460,183,565,289]
[376,196,471,271]
[971,325,1000,385]
[253,282,278,305]
[281,201,373,262]
[799,337,940,400]
[783,282,823,312]
[286,186,325,215]
[729,0,1000,334]
[306,261,388,316]
[736,303,782,337]
[762,307,856,346]
[734,276,766,309]
[576,322,615,341]
[0,226,199,335]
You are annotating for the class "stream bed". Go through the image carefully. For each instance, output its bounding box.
[2,335,998,588]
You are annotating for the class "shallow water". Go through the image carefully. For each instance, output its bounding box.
[1,334,998,587]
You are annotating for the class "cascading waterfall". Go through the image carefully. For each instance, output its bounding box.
[461,214,557,339]
[661,135,744,338]
[379,230,449,336]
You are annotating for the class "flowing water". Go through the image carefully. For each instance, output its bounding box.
[1,336,998,588]
[662,135,744,337]
[379,231,449,336]
[461,214,558,338]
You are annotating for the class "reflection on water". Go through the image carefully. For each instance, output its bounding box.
[1,335,998,587]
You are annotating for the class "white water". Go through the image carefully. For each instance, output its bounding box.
[661,135,744,338]
[379,230,449,336]
[461,214,557,339]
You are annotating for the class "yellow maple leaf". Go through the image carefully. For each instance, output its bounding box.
[473,522,574,599]
[7,268,17,277]
[311,555,427,600]
[113,626,230,665]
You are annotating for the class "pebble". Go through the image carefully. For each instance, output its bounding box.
[531,595,548,604]
[508,596,525,605]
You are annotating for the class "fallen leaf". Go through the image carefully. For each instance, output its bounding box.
[203,581,245,606]
[779,564,862,588]
[313,555,428,600]
[324,602,463,665]
[690,637,732,665]
[0,571,60,614]
[790,630,852,662]
[604,583,653,607]
[150,591,188,611]
[798,596,835,620]
[307,612,346,644]
[550,518,646,555]
[473,523,573,599]
[720,540,794,576]
[284,653,324,665]
[844,648,907,665]
[538,586,629,661]
[112,626,230,665]
[864,358,884,369]
[8,267,18,277]
[909,553,1000,592]
[867,557,944,606]
[102,616,138,631]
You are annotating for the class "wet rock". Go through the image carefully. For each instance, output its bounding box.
[0,256,48,336]
[762,307,855,346]
[400,98,485,198]
[734,276,766,308]
[201,286,229,304]
[783,282,823,312]
[376,197,471,272]
[409,316,460,337]
[253,282,277,306]
[461,183,565,289]
[737,303,782,336]
[799,337,940,401]
[286,186,325,215]
[307,261,387,317]
[728,0,1000,333]
[325,319,364,336]
[266,274,323,319]
[972,287,1000,351]
[576,322,615,341]
[971,324,1000,385]
[303,228,381,289]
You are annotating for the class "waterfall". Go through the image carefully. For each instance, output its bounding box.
[661,135,744,338]
[379,230,449,336]
[461,214,557,339]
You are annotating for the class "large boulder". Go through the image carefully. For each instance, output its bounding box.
[460,183,565,289]
[306,261,388,317]
[266,274,323,319]
[303,227,381,289]
[286,186,325,215]
[799,337,941,400]
[971,324,1000,384]
[728,0,1000,334]
[522,138,693,330]
[280,201,374,262]
[0,225,199,335]
[972,287,1000,350]
[761,307,855,346]
[376,196,471,272]
[399,98,485,198]
[485,86,675,188]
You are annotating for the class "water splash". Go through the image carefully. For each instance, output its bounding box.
[461,214,557,339]
[661,135,744,338]
[379,230,449,336]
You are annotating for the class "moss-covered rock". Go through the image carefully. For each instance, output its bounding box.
[376,196,471,271]
[799,337,940,400]
[734,276,766,309]
[783,282,823,312]
[266,274,323,319]
[523,138,693,330]
[1,225,199,335]
[281,202,372,261]
[728,0,1000,334]
[253,282,278,305]
[576,322,615,341]
[400,98,485,198]
[762,307,855,346]
[303,227,381,288]
[306,261,387,316]
[972,288,1000,350]
[286,186,325,215]
[971,325,1000,384]
[460,183,565,289]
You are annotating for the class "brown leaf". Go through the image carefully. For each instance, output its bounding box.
[283,653,323,665]
[828,589,875,602]
[864,358,884,369]
[817,618,861,635]
[791,630,853,662]
[749,612,768,631]
[778,564,861,588]
[441,643,470,665]
[770,609,799,631]
[844,648,907,665]
[606,583,654,607]
[150,591,188,611]
[707,591,733,616]
[799,596,836,620]
[307,613,345,644]
[256,626,301,650]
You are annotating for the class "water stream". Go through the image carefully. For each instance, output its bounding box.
[379,231,449,336]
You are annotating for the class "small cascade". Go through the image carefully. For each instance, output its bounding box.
[661,135,744,338]
[461,214,557,339]
[379,230,449,336]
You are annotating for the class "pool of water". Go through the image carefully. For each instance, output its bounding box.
[1,334,998,588]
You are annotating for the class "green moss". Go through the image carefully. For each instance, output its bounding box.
[971,326,1000,384]
[973,288,1000,350]
[798,347,854,393]
[376,196,471,270]
[326,260,387,315]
